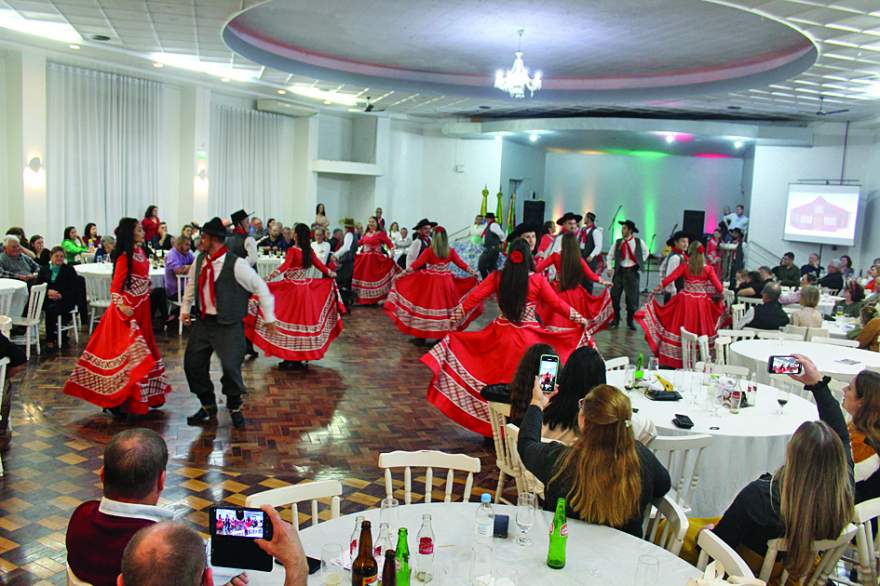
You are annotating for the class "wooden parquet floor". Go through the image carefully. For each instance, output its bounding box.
[0,299,650,584]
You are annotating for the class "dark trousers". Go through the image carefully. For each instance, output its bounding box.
[582,256,599,294]
[150,288,168,323]
[184,317,246,410]
[611,267,640,322]
[478,247,500,279]
[44,300,75,342]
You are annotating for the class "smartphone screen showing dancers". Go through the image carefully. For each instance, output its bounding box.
[213,508,266,538]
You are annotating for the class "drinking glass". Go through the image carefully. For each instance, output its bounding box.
[515,492,536,546]
[321,543,344,586]
[469,544,493,586]
[380,496,399,533]
[634,555,659,586]
[648,357,659,372]
[624,365,637,390]
[493,566,519,586]
[777,390,790,415]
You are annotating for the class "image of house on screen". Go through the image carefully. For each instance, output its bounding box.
[789,196,851,232]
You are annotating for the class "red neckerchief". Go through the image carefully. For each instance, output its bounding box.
[482,220,495,238]
[621,236,637,263]
[199,246,228,317]
[234,226,247,236]
[578,225,592,245]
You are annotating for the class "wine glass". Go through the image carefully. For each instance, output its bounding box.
[648,357,660,372]
[321,543,344,586]
[515,492,536,546]
[380,496,399,533]
[634,555,659,586]
[777,390,790,415]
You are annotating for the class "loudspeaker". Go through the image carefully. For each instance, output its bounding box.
[682,210,706,239]
[523,200,546,227]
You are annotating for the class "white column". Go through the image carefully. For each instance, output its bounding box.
[291,115,318,222]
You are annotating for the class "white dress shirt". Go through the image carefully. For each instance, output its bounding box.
[181,252,275,322]
[243,236,258,267]
[98,497,175,523]
[336,232,356,257]
[725,213,749,233]
[615,237,649,268]
[406,238,429,268]
[662,252,684,297]
[484,222,506,242]
[311,241,331,265]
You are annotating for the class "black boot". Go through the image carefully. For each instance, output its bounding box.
[627,319,637,331]
[244,340,258,360]
[609,319,619,329]
[186,404,218,425]
[230,409,246,429]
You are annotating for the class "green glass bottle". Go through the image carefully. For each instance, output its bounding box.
[547,497,568,569]
[634,352,645,381]
[395,528,411,586]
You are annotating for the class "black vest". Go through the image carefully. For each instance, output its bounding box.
[226,233,246,260]
[582,226,596,257]
[484,224,502,249]
[613,238,644,269]
[193,253,251,325]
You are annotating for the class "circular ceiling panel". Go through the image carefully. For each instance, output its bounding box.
[223,0,816,102]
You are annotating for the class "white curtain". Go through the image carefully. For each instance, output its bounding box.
[209,104,285,218]
[47,62,160,246]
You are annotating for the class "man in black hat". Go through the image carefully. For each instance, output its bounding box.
[180,218,277,429]
[550,212,582,256]
[609,220,649,330]
[658,230,689,304]
[507,223,538,256]
[577,212,603,293]
[478,213,506,278]
[402,218,436,269]
[227,210,259,359]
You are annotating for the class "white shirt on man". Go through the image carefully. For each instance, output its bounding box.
[336,232,356,257]
[614,237,649,269]
[243,236,258,267]
[725,213,749,233]
[662,252,684,296]
[484,222,505,242]
[311,241,331,265]
[406,238,430,268]
[181,252,275,322]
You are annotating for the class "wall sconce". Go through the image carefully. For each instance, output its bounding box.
[24,155,45,189]
[28,156,42,173]
[197,169,207,181]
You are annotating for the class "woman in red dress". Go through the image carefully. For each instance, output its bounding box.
[534,232,614,336]
[141,205,160,244]
[384,226,481,338]
[63,218,170,416]
[352,216,399,304]
[421,239,593,436]
[706,228,723,278]
[245,223,344,370]
[635,241,725,368]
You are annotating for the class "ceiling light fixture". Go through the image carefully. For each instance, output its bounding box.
[152,62,164,68]
[733,140,744,149]
[495,29,542,99]
[0,9,82,44]
[529,133,539,143]
[276,89,287,95]
[68,44,80,50]
[288,85,364,106]
[150,52,258,82]
[665,135,675,144]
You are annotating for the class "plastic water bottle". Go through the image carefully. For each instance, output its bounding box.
[474,493,495,544]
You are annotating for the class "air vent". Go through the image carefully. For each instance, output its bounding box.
[91,34,111,42]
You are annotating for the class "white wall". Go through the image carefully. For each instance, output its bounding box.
[501,140,546,225]
[543,151,744,251]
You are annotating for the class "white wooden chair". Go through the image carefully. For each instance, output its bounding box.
[11,283,47,359]
[503,423,544,499]
[732,303,747,327]
[681,327,700,371]
[650,434,713,513]
[714,336,732,365]
[168,274,190,336]
[642,495,688,556]
[758,524,857,586]
[378,450,480,505]
[806,327,829,341]
[84,274,112,333]
[756,331,805,341]
[57,307,81,347]
[723,289,735,308]
[0,294,12,318]
[783,325,808,340]
[699,335,711,364]
[487,401,517,505]
[810,336,859,348]
[245,480,342,530]
[67,565,93,586]
[697,530,756,579]
[850,496,880,585]
[695,362,750,378]
[717,329,756,342]
[604,356,629,372]
[0,357,8,476]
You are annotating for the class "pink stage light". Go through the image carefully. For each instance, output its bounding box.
[693,153,732,159]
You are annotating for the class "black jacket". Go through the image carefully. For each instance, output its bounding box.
[37,264,86,315]
[746,301,790,330]
[818,271,844,292]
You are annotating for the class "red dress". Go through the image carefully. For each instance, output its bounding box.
[141,217,160,243]
[352,231,400,304]
[635,264,725,368]
[536,234,554,259]
[534,252,614,335]
[63,249,170,414]
[421,272,592,436]
[384,248,481,337]
[706,237,722,279]
[244,247,344,361]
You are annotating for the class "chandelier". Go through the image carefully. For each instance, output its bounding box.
[494,29,542,99]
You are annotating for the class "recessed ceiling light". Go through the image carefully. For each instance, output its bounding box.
[529,133,539,143]
[276,89,287,95]
[733,140,744,149]
[288,85,365,106]
[68,43,80,50]
[323,99,332,105]
[727,105,742,111]
[152,62,163,68]
[665,134,675,144]
[90,34,111,42]
[220,77,230,83]
[150,52,258,82]
[0,9,82,43]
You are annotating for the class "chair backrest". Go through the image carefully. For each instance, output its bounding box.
[853,496,880,586]
[67,564,93,586]
[503,423,545,497]
[378,450,480,505]
[487,402,517,480]
[756,331,783,340]
[604,356,629,372]
[723,289,735,308]
[732,303,746,327]
[810,336,860,348]
[680,327,700,370]
[84,274,112,303]
[805,327,828,341]
[714,336,732,365]
[176,274,190,304]
[717,329,756,342]
[642,495,688,556]
[25,283,47,321]
[649,434,713,512]
[698,335,710,365]
[245,480,342,530]
[783,325,808,340]
[695,362,750,378]
[759,523,858,586]
[697,530,756,578]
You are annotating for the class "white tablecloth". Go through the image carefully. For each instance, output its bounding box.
[256,256,284,279]
[607,370,817,517]
[215,503,699,585]
[730,340,880,383]
[824,317,858,339]
[0,278,28,318]
[74,264,165,295]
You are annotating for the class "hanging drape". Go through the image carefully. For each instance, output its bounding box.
[47,62,160,246]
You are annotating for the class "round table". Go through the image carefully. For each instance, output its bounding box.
[730,339,880,383]
[214,503,699,585]
[74,263,165,287]
[0,278,28,318]
[256,256,284,279]
[607,370,817,518]
[824,317,858,339]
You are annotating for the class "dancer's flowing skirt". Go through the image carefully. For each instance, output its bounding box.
[635,290,725,368]
[384,270,481,338]
[352,252,400,304]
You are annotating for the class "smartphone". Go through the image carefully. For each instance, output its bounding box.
[767,355,803,375]
[493,513,510,538]
[673,414,694,429]
[538,354,560,394]
[209,506,274,572]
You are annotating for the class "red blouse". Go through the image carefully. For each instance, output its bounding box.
[462,272,576,321]
[111,249,151,307]
[141,217,160,242]
[277,246,331,276]
[359,230,394,251]
[410,248,470,272]
[661,263,724,292]
[534,252,601,283]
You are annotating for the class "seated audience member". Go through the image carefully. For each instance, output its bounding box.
[84,222,101,249]
[709,355,853,580]
[0,331,27,434]
[0,235,39,282]
[840,254,855,280]
[62,225,90,264]
[29,235,50,266]
[154,222,173,251]
[393,227,413,260]
[518,382,670,537]
[851,305,880,352]
[258,223,284,251]
[163,235,194,306]
[480,343,554,427]
[37,247,80,351]
[119,505,307,586]
[780,273,817,305]
[839,369,880,502]
[311,228,332,266]
[250,216,267,240]
[865,264,879,292]
[800,252,823,277]
[733,269,768,299]
[772,252,800,287]
[280,226,295,251]
[542,347,656,445]
[66,429,173,586]
[5,227,35,259]
[742,282,790,330]
[819,261,844,292]
[835,280,866,318]
[789,286,823,328]
[95,235,116,263]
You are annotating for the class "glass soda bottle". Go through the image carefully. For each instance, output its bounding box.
[351,520,378,585]
[547,497,568,569]
[349,515,366,564]
[395,527,411,586]
[374,522,393,566]
[381,550,397,586]
[414,514,435,583]
[635,352,645,381]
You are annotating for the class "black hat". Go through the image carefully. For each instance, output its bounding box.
[201,217,228,239]
[585,212,596,222]
[412,218,438,230]
[619,220,639,233]
[484,213,496,220]
[666,230,690,247]
[556,212,583,226]
[509,222,539,241]
[230,209,250,225]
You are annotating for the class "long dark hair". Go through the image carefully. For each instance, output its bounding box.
[559,232,584,292]
[84,222,97,242]
[112,218,139,291]
[316,203,326,215]
[498,239,535,323]
[509,344,555,425]
[144,205,157,220]
[63,226,76,242]
[294,223,312,269]
[543,347,607,433]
